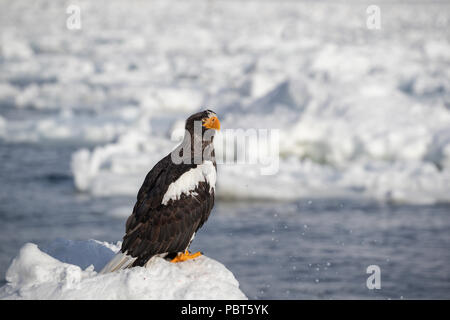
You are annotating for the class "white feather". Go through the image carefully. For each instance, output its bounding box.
[99,251,137,274]
[206,110,217,118]
[161,160,216,205]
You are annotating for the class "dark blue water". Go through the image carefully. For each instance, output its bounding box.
[0,141,449,299]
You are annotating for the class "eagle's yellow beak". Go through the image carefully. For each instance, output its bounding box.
[203,116,221,130]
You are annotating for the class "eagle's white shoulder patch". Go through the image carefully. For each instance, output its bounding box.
[162,161,216,205]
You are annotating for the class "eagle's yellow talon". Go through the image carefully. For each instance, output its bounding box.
[170,250,202,263]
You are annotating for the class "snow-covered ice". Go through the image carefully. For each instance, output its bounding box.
[1,0,450,204]
[0,239,247,300]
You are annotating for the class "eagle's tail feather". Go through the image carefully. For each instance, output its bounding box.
[99,251,137,274]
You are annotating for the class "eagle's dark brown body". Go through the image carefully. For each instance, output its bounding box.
[122,154,215,267]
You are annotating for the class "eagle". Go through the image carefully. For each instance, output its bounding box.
[101,110,221,273]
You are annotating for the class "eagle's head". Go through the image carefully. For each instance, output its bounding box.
[173,109,220,163]
[185,109,221,134]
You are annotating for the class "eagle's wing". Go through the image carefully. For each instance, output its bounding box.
[119,154,214,267]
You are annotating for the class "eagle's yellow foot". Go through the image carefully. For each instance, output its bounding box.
[170,250,202,263]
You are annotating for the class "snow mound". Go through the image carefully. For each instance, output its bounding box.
[0,240,247,300]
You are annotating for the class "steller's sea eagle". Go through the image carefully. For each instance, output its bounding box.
[101,110,220,273]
